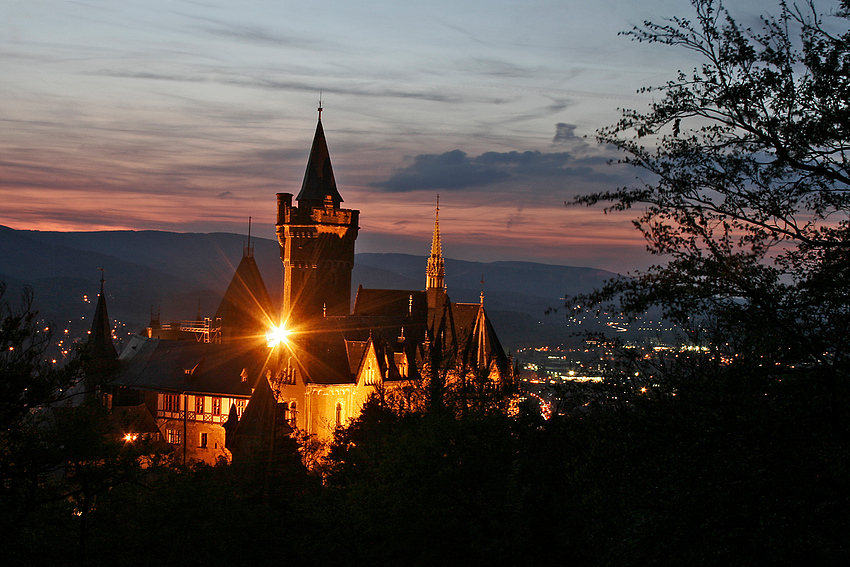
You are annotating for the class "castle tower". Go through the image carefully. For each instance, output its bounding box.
[426,196,445,290]
[276,108,359,325]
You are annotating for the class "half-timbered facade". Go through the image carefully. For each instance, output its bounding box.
[112,335,261,464]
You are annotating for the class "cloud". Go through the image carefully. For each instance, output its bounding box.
[370,150,509,191]
[553,123,579,144]
[198,22,312,49]
[370,145,617,192]
[217,191,235,199]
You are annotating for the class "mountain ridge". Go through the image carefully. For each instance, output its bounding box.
[1,226,618,350]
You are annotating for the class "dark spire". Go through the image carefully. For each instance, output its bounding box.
[296,107,343,208]
[88,270,118,360]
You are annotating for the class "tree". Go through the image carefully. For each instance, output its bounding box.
[1,283,80,516]
[0,283,162,563]
[573,0,850,426]
[0,283,78,433]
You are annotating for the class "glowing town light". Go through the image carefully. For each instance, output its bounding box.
[266,324,290,348]
[123,433,138,442]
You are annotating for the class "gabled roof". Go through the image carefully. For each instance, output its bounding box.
[452,303,481,339]
[113,335,259,397]
[455,302,510,376]
[296,119,343,208]
[293,319,357,385]
[345,340,369,376]
[286,314,422,385]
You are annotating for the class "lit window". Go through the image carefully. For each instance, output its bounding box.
[335,402,342,427]
[167,429,181,445]
[236,399,246,418]
[163,394,180,413]
[195,396,205,414]
[212,398,221,416]
[199,432,207,448]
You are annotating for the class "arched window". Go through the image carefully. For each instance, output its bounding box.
[289,401,297,427]
[335,402,342,428]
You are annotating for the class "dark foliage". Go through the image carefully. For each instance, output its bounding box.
[571,0,850,433]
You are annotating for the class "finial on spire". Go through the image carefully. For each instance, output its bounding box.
[480,275,485,305]
[318,91,323,121]
[243,217,254,258]
[98,267,105,287]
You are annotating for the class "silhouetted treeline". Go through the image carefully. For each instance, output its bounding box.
[5,362,848,567]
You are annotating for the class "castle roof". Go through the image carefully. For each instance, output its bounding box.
[296,118,343,208]
[113,335,258,397]
[453,302,510,376]
[214,253,274,341]
[352,286,427,321]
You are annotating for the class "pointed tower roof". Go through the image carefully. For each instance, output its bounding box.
[214,251,274,343]
[296,108,343,208]
[88,272,118,360]
[426,195,445,290]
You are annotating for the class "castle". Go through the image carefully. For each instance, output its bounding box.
[93,109,513,464]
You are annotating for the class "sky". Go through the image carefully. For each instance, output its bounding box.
[0,0,808,273]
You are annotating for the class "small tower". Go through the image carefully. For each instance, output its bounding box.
[426,195,445,291]
[88,270,118,361]
[276,106,360,325]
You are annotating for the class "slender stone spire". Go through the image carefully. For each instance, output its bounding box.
[89,270,117,360]
[426,195,445,290]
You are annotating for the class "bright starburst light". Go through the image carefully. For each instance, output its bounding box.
[266,324,290,348]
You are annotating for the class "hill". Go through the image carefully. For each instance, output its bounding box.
[0,226,619,351]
